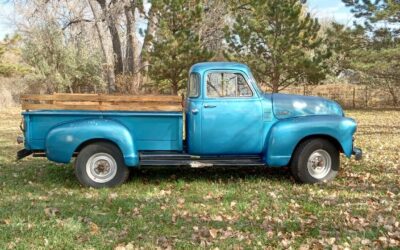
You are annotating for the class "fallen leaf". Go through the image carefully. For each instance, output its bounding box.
[2,219,10,225]
[114,245,126,250]
[212,215,223,222]
[89,221,100,235]
[44,207,60,217]
[209,228,218,239]
[109,193,118,200]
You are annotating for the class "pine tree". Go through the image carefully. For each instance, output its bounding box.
[342,0,400,106]
[225,0,330,93]
[148,0,214,95]
[351,46,400,106]
[0,35,28,77]
[342,0,400,23]
[324,23,366,76]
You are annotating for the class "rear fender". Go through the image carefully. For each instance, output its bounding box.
[264,115,357,167]
[45,119,139,166]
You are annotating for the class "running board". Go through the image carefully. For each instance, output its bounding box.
[139,152,265,167]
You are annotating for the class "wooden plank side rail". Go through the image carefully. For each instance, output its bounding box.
[21,94,183,112]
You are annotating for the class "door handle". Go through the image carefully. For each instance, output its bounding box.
[191,108,199,114]
[204,105,217,108]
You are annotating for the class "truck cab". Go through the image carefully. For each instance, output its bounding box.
[186,63,269,156]
[18,62,362,188]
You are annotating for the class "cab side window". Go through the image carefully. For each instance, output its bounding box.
[206,72,252,98]
[188,73,200,98]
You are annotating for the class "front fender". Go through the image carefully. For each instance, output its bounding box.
[265,115,357,167]
[45,119,139,166]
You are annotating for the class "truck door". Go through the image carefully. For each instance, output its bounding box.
[186,73,203,154]
[200,70,263,155]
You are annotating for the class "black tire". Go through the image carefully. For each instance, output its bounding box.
[74,142,129,188]
[290,138,339,184]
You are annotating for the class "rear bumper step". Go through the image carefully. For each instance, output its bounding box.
[17,150,47,160]
[17,149,32,160]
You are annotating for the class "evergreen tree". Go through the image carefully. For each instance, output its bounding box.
[0,35,29,77]
[324,23,366,76]
[148,0,214,95]
[342,0,400,106]
[225,0,330,93]
[343,0,400,22]
[351,46,400,106]
[343,0,400,36]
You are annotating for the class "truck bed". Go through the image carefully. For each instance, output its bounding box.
[23,110,183,152]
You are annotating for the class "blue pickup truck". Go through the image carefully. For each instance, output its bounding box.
[18,62,362,188]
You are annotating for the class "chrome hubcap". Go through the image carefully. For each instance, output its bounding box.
[307,149,331,179]
[86,153,117,183]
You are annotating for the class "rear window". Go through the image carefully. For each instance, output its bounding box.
[188,73,200,98]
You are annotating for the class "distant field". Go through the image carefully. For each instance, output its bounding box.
[0,108,399,249]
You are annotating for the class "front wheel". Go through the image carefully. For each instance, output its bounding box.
[290,138,339,184]
[75,142,129,188]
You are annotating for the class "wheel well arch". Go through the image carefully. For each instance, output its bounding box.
[294,134,343,155]
[74,138,122,155]
[286,134,343,167]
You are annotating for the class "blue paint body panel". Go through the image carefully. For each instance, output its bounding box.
[272,93,343,119]
[264,115,357,166]
[22,62,359,168]
[23,111,183,166]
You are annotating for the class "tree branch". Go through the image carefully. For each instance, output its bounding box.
[62,19,94,30]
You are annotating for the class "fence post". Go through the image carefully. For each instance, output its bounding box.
[365,85,368,108]
[352,87,356,109]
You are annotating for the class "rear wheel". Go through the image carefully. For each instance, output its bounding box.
[75,142,129,188]
[290,138,339,184]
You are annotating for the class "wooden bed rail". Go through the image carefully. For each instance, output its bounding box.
[21,93,183,112]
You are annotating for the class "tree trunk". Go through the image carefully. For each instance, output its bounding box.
[270,66,280,93]
[125,21,134,73]
[271,76,280,93]
[109,21,124,74]
[172,83,178,95]
[141,6,158,74]
[387,84,399,107]
[88,0,116,93]
[96,0,124,75]
[124,1,141,93]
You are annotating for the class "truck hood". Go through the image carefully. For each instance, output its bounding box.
[269,93,343,119]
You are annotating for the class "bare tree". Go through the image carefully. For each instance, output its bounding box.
[198,0,228,54]
[141,2,159,74]
[95,0,124,75]
[124,0,142,92]
[88,0,116,93]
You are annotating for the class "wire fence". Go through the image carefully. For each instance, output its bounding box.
[281,84,398,109]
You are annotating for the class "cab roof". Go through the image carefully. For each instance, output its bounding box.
[190,62,250,75]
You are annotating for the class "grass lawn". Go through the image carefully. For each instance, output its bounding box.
[0,108,399,249]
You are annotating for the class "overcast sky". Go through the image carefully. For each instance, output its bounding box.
[0,0,355,40]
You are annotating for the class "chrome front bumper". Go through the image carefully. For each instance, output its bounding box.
[352,147,363,161]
